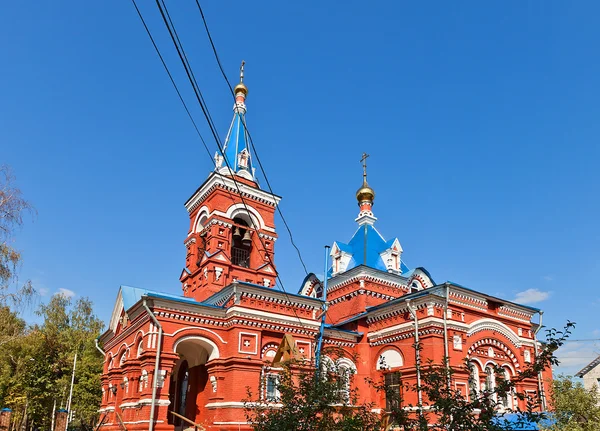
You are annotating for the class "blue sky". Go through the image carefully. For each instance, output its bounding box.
[2,1,599,376]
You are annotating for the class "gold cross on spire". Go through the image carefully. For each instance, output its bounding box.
[240,60,245,83]
[360,152,370,183]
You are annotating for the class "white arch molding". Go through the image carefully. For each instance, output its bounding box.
[173,335,220,367]
[377,349,404,370]
[467,318,522,347]
[168,326,228,344]
[227,204,266,230]
[192,205,211,233]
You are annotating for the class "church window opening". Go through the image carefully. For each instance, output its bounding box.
[337,364,352,404]
[196,233,206,266]
[484,365,498,402]
[265,374,280,402]
[453,335,462,350]
[377,349,404,370]
[385,372,401,411]
[231,217,252,267]
[468,362,480,397]
[174,361,189,426]
[500,368,513,410]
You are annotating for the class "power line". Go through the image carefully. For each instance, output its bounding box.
[133,0,315,332]
[130,0,212,162]
[192,0,310,277]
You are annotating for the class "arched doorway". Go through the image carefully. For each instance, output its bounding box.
[169,336,219,428]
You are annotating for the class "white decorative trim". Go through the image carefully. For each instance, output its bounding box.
[173,336,220,362]
[238,331,258,355]
[185,173,281,214]
[226,306,320,328]
[467,319,521,347]
[138,399,171,406]
[205,401,247,409]
[184,237,197,247]
[167,326,228,344]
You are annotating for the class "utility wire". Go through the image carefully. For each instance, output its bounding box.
[130,0,213,162]
[138,0,314,332]
[158,0,221,142]
[193,0,310,277]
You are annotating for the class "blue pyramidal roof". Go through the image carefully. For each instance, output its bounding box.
[222,111,253,174]
[330,225,409,275]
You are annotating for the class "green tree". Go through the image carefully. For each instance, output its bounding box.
[245,349,385,431]
[0,295,104,430]
[0,166,35,347]
[245,323,574,431]
[542,375,600,431]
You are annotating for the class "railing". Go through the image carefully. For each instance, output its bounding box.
[231,247,250,268]
[114,411,127,431]
[169,411,205,431]
[94,412,108,430]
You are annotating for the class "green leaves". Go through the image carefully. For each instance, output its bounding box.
[543,375,600,431]
[244,323,575,431]
[0,295,104,430]
[245,349,383,431]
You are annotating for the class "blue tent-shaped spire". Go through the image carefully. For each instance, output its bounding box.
[217,61,255,180]
[222,110,252,174]
[328,225,409,276]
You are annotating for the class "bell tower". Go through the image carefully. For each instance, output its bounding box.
[179,63,281,302]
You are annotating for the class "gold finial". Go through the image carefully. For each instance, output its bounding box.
[356,153,375,203]
[234,60,248,95]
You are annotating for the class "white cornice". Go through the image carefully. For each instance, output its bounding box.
[185,173,281,213]
[368,316,468,340]
[226,306,320,328]
[327,266,410,294]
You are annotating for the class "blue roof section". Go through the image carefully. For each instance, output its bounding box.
[120,285,223,311]
[121,286,152,310]
[330,225,408,275]
[492,413,555,430]
[223,112,252,174]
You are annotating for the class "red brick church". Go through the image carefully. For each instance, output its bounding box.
[97,68,549,430]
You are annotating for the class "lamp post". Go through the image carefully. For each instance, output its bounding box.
[65,353,77,431]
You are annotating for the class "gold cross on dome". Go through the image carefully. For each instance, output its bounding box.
[360,152,370,182]
[240,60,245,83]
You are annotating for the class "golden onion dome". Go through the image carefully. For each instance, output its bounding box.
[234,82,248,95]
[356,181,375,203]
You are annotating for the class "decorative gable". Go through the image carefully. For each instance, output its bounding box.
[298,273,323,298]
[379,238,403,274]
[330,242,353,276]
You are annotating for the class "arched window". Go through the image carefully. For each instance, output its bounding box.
[384,372,402,412]
[336,358,356,404]
[231,217,252,267]
[377,349,404,370]
[139,370,148,392]
[119,351,126,367]
[195,211,208,233]
[484,365,498,402]
[137,339,144,358]
[468,362,480,397]
[500,368,513,410]
[265,373,280,402]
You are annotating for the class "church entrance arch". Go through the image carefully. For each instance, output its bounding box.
[169,336,220,428]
